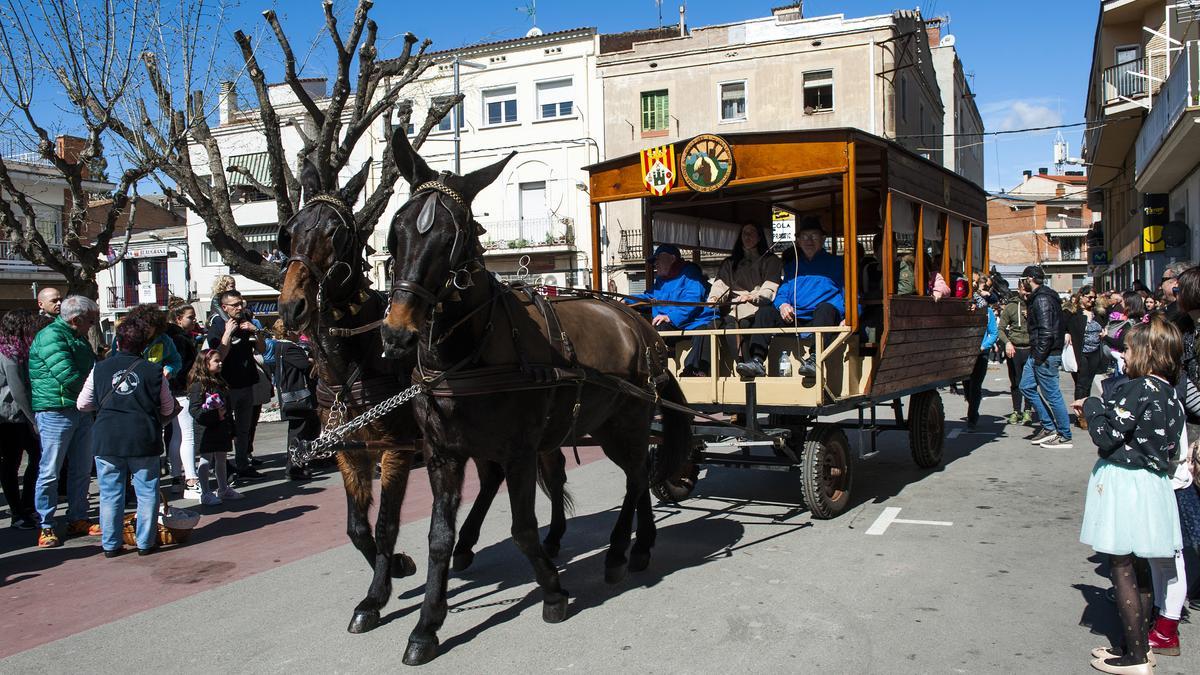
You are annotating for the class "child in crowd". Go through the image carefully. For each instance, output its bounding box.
[1077,316,1187,675]
[188,349,242,505]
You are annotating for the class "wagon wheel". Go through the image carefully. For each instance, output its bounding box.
[908,390,945,468]
[799,424,853,519]
[649,444,700,503]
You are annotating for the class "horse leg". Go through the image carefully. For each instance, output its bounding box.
[593,416,654,584]
[540,450,568,558]
[336,451,378,569]
[503,456,570,624]
[628,478,656,574]
[349,448,415,634]
[451,459,504,572]
[403,454,465,667]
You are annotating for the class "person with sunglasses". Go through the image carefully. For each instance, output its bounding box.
[1160,261,1193,322]
[206,290,266,480]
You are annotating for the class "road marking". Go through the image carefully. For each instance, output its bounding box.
[865,507,953,536]
[948,428,962,439]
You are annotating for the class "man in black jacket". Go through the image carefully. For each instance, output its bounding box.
[1017,266,1072,448]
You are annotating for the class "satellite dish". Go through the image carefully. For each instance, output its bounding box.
[526,26,543,37]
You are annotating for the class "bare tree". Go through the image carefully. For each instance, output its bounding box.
[102,0,458,288]
[0,0,157,298]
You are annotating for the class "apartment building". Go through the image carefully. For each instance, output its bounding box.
[596,5,979,291]
[929,20,985,187]
[1083,0,1199,290]
[386,27,602,289]
[989,171,1096,295]
[0,136,115,310]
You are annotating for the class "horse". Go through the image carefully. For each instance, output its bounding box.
[379,127,693,666]
[276,159,571,635]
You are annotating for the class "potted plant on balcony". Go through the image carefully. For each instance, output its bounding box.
[509,238,529,249]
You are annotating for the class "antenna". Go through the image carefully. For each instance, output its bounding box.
[1053,131,1069,173]
[517,0,537,29]
[655,0,664,26]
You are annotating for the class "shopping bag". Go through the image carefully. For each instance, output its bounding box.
[1061,347,1078,373]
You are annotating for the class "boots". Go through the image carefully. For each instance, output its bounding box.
[1148,615,1180,656]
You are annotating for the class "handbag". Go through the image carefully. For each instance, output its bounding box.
[1061,345,1078,373]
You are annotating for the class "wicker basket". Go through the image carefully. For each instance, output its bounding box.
[122,491,200,547]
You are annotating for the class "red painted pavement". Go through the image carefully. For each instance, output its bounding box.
[0,446,606,659]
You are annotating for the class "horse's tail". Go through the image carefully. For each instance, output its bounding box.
[653,372,693,485]
[536,450,575,515]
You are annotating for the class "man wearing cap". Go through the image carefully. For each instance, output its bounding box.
[737,216,844,378]
[1018,265,1072,448]
[630,244,719,376]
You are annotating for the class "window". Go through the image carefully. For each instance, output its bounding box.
[432,96,464,132]
[1060,237,1081,261]
[640,90,669,135]
[803,70,833,112]
[519,181,546,221]
[482,86,518,126]
[536,79,574,119]
[202,243,225,267]
[719,81,747,122]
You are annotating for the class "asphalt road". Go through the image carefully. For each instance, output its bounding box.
[1,366,1196,673]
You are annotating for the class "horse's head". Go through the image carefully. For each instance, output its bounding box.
[380,127,513,358]
[277,158,372,333]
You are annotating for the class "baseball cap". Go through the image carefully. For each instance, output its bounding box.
[648,243,682,264]
[1020,265,1045,281]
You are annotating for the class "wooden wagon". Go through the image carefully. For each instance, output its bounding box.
[585,128,989,518]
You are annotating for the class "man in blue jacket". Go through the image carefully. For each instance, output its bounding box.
[631,244,719,376]
[737,217,844,378]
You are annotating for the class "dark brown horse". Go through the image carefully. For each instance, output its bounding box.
[379,128,693,666]
[276,159,570,635]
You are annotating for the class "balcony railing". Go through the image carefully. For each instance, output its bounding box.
[1136,40,1200,178]
[1102,57,1148,102]
[0,239,76,265]
[109,284,173,309]
[480,217,574,252]
[616,230,725,263]
[1047,215,1086,230]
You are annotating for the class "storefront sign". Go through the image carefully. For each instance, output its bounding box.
[680,134,733,193]
[127,246,170,259]
[137,282,158,304]
[640,144,677,196]
[772,208,796,243]
[1142,193,1168,253]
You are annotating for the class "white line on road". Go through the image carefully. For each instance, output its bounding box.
[865,507,953,535]
[948,428,962,439]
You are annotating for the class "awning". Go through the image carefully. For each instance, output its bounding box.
[226,152,272,187]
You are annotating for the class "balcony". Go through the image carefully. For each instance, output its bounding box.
[1135,40,1200,191]
[109,284,173,309]
[0,239,76,267]
[1102,58,1148,103]
[480,217,574,254]
[616,230,725,264]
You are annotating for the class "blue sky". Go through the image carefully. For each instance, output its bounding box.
[222,1,1099,192]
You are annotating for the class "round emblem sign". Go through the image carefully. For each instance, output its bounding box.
[680,134,733,193]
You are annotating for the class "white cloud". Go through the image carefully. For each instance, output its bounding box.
[980,99,1063,132]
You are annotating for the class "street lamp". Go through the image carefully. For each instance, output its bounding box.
[146,232,192,302]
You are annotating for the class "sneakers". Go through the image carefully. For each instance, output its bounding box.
[1028,428,1056,445]
[234,467,265,481]
[200,492,222,506]
[1039,434,1073,449]
[735,358,766,378]
[182,480,202,500]
[38,527,61,548]
[1020,410,1034,425]
[1005,411,1022,425]
[12,514,37,530]
[66,520,101,537]
[218,486,244,501]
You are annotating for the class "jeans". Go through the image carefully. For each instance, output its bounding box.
[226,386,256,471]
[1006,346,1032,412]
[1019,354,1070,438]
[95,455,160,551]
[166,395,196,480]
[34,408,94,528]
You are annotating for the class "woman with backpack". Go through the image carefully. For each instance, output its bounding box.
[274,327,318,481]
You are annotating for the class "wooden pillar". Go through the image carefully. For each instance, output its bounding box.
[915,203,925,296]
[841,141,858,330]
[883,192,894,296]
[940,212,950,285]
[590,201,602,290]
[964,220,973,280]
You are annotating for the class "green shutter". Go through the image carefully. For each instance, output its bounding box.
[640,90,668,132]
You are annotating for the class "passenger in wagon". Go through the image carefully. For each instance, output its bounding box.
[706,223,783,328]
[629,243,719,376]
[735,216,844,378]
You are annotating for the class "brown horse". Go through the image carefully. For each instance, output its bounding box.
[379,127,693,665]
[276,159,571,635]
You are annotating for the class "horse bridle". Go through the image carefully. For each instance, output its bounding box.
[388,178,481,311]
[278,193,365,312]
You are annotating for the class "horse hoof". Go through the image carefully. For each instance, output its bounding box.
[542,596,569,623]
[347,610,380,634]
[629,550,651,573]
[403,637,440,666]
[391,553,418,578]
[451,551,474,572]
[542,541,560,558]
[604,563,627,585]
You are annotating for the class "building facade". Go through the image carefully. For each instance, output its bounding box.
[989,171,1096,296]
[1083,0,1200,290]
[379,27,603,289]
[929,21,985,187]
[595,6,979,291]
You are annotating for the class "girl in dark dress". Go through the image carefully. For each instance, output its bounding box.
[188,349,242,505]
